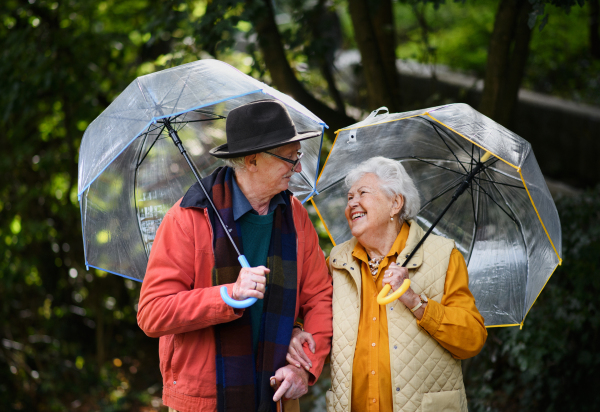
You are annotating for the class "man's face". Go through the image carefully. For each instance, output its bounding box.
[254,142,303,196]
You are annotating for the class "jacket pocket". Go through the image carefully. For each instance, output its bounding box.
[421,390,461,412]
[159,335,174,377]
[171,333,184,380]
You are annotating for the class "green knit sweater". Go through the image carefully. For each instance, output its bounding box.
[239,211,274,353]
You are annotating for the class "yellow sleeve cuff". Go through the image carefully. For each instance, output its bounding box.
[417,299,444,336]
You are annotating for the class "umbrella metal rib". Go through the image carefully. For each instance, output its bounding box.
[409,156,472,176]
[470,173,518,224]
[136,124,166,167]
[418,174,466,211]
[408,156,523,192]
[427,121,474,173]
[483,168,525,230]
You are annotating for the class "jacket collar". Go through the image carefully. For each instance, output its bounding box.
[180,166,292,211]
[179,167,221,209]
[330,237,361,286]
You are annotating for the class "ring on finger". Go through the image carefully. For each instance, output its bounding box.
[254,281,257,290]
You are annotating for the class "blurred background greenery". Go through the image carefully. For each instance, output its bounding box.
[1,0,599,410]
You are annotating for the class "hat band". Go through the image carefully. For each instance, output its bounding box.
[228,126,297,153]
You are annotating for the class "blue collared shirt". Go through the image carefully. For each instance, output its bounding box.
[231,175,286,220]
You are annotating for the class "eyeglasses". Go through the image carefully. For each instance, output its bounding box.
[265,151,303,172]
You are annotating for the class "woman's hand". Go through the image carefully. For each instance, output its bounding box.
[286,327,315,371]
[382,262,423,315]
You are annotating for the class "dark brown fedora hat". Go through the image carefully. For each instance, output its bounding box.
[209,99,322,158]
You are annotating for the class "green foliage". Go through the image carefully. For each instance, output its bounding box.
[0,0,191,409]
[393,0,598,105]
[395,0,496,76]
[525,3,600,104]
[463,186,600,411]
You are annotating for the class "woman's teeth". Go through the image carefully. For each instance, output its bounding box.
[353,212,366,221]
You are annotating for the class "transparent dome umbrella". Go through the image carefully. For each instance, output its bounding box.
[309,104,562,327]
[78,59,326,285]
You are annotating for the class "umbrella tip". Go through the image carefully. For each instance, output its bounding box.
[481,151,493,163]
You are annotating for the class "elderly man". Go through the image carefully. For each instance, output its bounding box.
[137,100,333,412]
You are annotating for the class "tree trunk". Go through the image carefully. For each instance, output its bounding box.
[591,0,600,59]
[480,0,533,127]
[347,0,398,111]
[494,0,532,126]
[312,0,346,113]
[480,0,520,123]
[249,0,355,133]
[371,0,401,110]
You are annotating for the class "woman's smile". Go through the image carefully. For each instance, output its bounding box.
[351,211,366,221]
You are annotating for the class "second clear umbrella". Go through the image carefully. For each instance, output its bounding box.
[310,103,561,327]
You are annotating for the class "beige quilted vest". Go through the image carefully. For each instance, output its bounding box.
[326,220,468,412]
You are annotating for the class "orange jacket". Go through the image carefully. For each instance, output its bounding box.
[137,196,333,412]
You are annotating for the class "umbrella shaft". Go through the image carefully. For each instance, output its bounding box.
[165,121,243,257]
[403,161,485,268]
[453,161,484,200]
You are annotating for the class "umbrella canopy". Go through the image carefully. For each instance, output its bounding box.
[78,59,326,282]
[310,103,562,327]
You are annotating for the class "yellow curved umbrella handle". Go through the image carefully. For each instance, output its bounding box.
[377,280,411,305]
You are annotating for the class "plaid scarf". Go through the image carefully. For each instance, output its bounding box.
[204,167,297,412]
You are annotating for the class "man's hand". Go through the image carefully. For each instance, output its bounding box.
[271,364,309,402]
[232,266,269,301]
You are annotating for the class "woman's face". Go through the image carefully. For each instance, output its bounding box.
[344,173,402,239]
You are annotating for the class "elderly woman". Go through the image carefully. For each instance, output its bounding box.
[288,156,487,412]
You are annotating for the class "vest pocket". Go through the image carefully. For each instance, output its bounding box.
[421,390,461,412]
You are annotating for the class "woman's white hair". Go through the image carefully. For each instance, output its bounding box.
[345,156,421,221]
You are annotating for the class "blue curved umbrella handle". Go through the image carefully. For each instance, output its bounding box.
[219,255,257,309]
